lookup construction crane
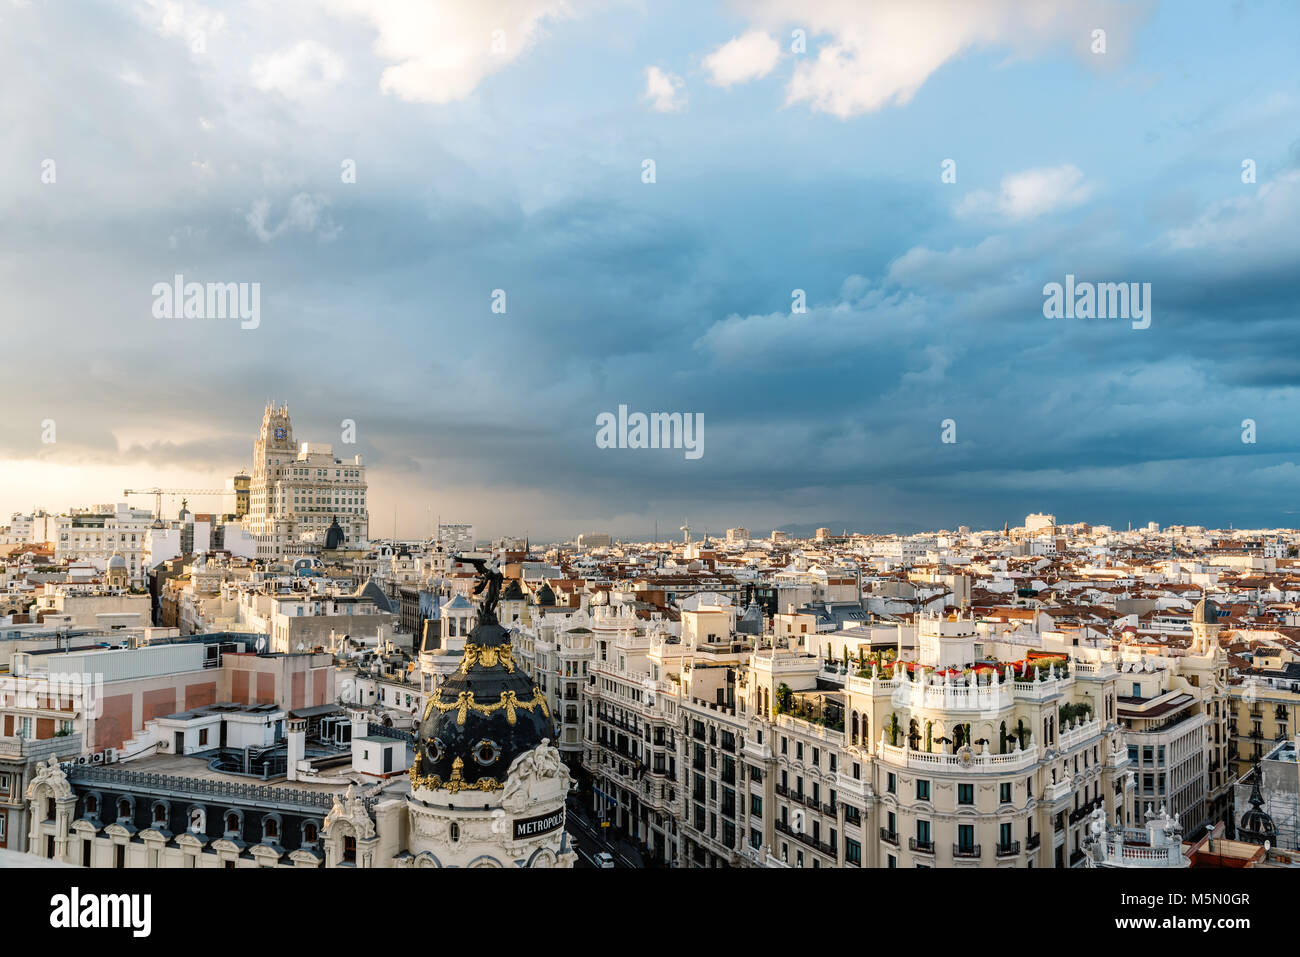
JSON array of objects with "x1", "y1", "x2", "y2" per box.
[{"x1": 123, "y1": 487, "x2": 229, "y2": 520}]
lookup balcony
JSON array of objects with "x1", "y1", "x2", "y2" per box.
[
  {"x1": 995, "y1": 841, "x2": 1021, "y2": 858},
  {"x1": 822, "y1": 803, "x2": 838, "y2": 817},
  {"x1": 879, "y1": 827, "x2": 898, "y2": 846},
  {"x1": 1069, "y1": 796, "x2": 1104, "y2": 825},
  {"x1": 1027, "y1": 833, "x2": 1041, "y2": 851},
  {"x1": 876, "y1": 740, "x2": 1039, "y2": 774},
  {"x1": 908, "y1": 837, "x2": 934, "y2": 855},
  {"x1": 774, "y1": 820, "x2": 836, "y2": 856},
  {"x1": 952, "y1": 843, "x2": 980, "y2": 859}
]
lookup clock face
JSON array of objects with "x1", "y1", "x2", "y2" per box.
[{"x1": 274, "y1": 427, "x2": 286, "y2": 440}]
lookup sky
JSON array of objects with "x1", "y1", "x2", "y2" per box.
[{"x1": 2, "y1": 0, "x2": 1299, "y2": 541}]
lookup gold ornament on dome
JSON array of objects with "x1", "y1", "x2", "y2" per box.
[
  {"x1": 460, "y1": 643, "x2": 515, "y2": 674},
  {"x1": 409, "y1": 750, "x2": 504, "y2": 794},
  {"x1": 422, "y1": 687, "x2": 550, "y2": 725}
]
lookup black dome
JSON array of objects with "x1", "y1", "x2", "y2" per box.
[
  {"x1": 324, "y1": 516, "x2": 345, "y2": 550},
  {"x1": 1238, "y1": 769, "x2": 1277, "y2": 845},
  {"x1": 410, "y1": 617, "x2": 551, "y2": 794}
]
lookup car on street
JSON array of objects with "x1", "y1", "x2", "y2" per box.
[{"x1": 594, "y1": 852, "x2": 616, "y2": 868}]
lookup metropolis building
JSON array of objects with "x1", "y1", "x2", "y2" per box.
[
  {"x1": 243, "y1": 404, "x2": 369, "y2": 558},
  {"x1": 21, "y1": 567, "x2": 575, "y2": 869},
  {"x1": 405, "y1": 568, "x2": 575, "y2": 868}
]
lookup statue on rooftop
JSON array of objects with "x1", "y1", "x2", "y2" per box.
[{"x1": 456, "y1": 553, "x2": 504, "y2": 625}]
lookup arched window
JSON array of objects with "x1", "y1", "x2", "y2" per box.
[
  {"x1": 303, "y1": 822, "x2": 317, "y2": 844},
  {"x1": 85, "y1": 795, "x2": 98, "y2": 815},
  {"x1": 117, "y1": 798, "x2": 131, "y2": 820},
  {"x1": 343, "y1": 836, "x2": 356, "y2": 862},
  {"x1": 153, "y1": 804, "x2": 167, "y2": 824},
  {"x1": 851, "y1": 712, "x2": 859, "y2": 745},
  {"x1": 449, "y1": 822, "x2": 460, "y2": 842},
  {"x1": 264, "y1": 817, "x2": 279, "y2": 839},
  {"x1": 226, "y1": 812, "x2": 240, "y2": 834}
]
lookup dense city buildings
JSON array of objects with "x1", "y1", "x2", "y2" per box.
[{"x1": 6, "y1": 493, "x2": 1300, "y2": 872}]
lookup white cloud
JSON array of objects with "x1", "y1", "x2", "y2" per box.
[
  {"x1": 643, "y1": 66, "x2": 686, "y2": 113},
  {"x1": 251, "y1": 40, "x2": 345, "y2": 99},
  {"x1": 954, "y1": 164, "x2": 1093, "y2": 221},
  {"x1": 1163, "y1": 168, "x2": 1300, "y2": 253},
  {"x1": 246, "y1": 193, "x2": 341, "y2": 243},
  {"x1": 137, "y1": 0, "x2": 226, "y2": 48},
  {"x1": 720, "y1": 0, "x2": 1149, "y2": 117},
  {"x1": 703, "y1": 30, "x2": 781, "y2": 87},
  {"x1": 328, "y1": 0, "x2": 579, "y2": 105}
]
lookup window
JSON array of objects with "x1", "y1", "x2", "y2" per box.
[
  {"x1": 845, "y1": 838, "x2": 861, "y2": 866},
  {"x1": 199, "y1": 728, "x2": 209, "y2": 746},
  {"x1": 957, "y1": 824, "x2": 975, "y2": 852},
  {"x1": 958, "y1": 783, "x2": 974, "y2": 805},
  {"x1": 916, "y1": 779, "x2": 930, "y2": 801},
  {"x1": 999, "y1": 782, "x2": 1012, "y2": 804},
  {"x1": 750, "y1": 794, "x2": 762, "y2": 817},
  {"x1": 886, "y1": 772, "x2": 896, "y2": 794}
]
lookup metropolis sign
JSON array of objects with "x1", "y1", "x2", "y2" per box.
[{"x1": 513, "y1": 809, "x2": 564, "y2": 841}]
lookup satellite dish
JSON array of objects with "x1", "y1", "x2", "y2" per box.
[
  {"x1": 297, "y1": 642, "x2": 305, "y2": 652},
  {"x1": 255, "y1": 637, "x2": 266, "y2": 653}
]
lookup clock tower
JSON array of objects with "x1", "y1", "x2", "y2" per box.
[{"x1": 243, "y1": 402, "x2": 369, "y2": 562}]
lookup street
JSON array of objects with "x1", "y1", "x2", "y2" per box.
[{"x1": 565, "y1": 798, "x2": 642, "y2": 868}]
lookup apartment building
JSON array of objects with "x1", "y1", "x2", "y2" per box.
[
  {"x1": 582, "y1": 601, "x2": 684, "y2": 865},
  {"x1": 517, "y1": 600, "x2": 595, "y2": 766},
  {"x1": 1228, "y1": 659, "x2": 1300, "y2": 778},
  {"x1": 54, "y1": 505, "x2": 154, "y2": 586},
  {"x1": 743, "y1": 613, "x2": 1133, "y2": 869}
]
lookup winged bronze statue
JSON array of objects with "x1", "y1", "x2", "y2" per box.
[{"x1": 454, "y1": 553, "x2": 504, "y2": 625}]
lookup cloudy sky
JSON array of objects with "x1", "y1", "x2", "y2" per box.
[{"x1": 2, "y1": 0, "x2": 1299, "y2": 540}]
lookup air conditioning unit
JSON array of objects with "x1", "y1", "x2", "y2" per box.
[
  {"x1": 74, "y1": 755, "x2": 89, "y2": 765},
  {"x1": 90, "y1": 752, "x2": 104, "y2": 764},
  {"x1": 103, "y1": 748, "x2": 117, "y2": 764}
]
